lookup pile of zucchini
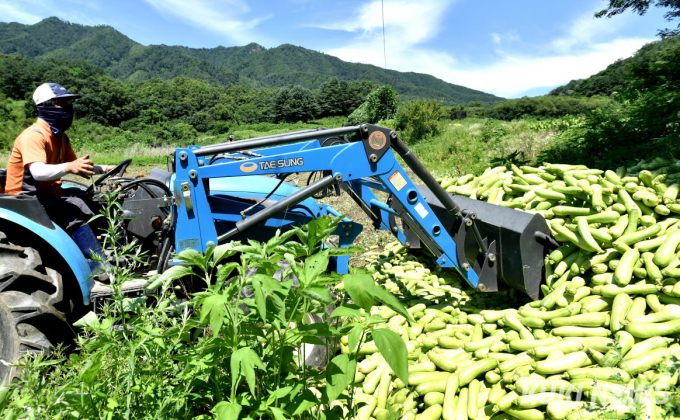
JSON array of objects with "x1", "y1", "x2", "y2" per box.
[{"x1": 345, "y1": 158, "x2": 680, "y2": 420}]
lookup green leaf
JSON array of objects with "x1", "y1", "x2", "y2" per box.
[
  {"x1": 213, "y1": 243, "x2": 240, "y2": 265},
  {"x1": 297, "y1": 323, "x2": 333, "y2": 337},
  {"x1": 325, "y1": 354, "x2": 356, "y2": 403},
  {"x1": 304, "y1": 250, "x2": 329, "y2": 286},
  {"x1": 269, "y1": 407, "x2": 290, "y2": 420},
  {"x1": 329, "y1": 305, "x2": 361, "y2": 320},
  {"x1": 327, "y1": 246, "x2": 364, "y2": 256},
  {"x1": 73, "y1": 311, "x2": 98, "y2": 328},
  {"x1": 299, "y1": 287, "x2": 333, "y2": 305},
  {"x1": 260, "y1": 275, "x2": 289, "y2": 297},
  {"x1": 372, "y1": 328, "x2": 409, "y2": 385},
  {"x1": 79, "y1": 352, "x2": 104, "y2": 384},
  {"x1": 342, "y1": 273, "x2": 375, "y2": 313},
  {"x1": 145, "y1": 265, "x2": 194, "y2": 290},
  {"x1": 177, "y1": 249, "x2": 207, "y2": 268},
  {"x1": 213, "y1": 401, "x2": 242, "y2": 420},
  {"x1": 300, "y1": 336, "x2": 326, "y2": 346},
  {"x1": 372, "y1": 284, "x2": 414, "y2": 323},
  {"x1": 267, "y1": 386, "x2": 294, "y2": 405},
  {"x1": 366, "y1": 314, "x2": 386, "y2": 326},
  {"x1": 348, "y1": 324, "x2": 363, "y2": 354},
  {"x1": 288, "y1": 389, "x2": 320, "y2": 416},
  {"x1": 216, "y1": 262, "x2": 239, "y2": 287},
  {"x1": 312, "y1": 272, "x2": 343, "y2": 286},
  {"x1": 251, "y1": 276, "x2": 267, "y2": 323},
  {"x1": 284, "y1": 253, "x2": 306, "y2": 284},
  {"x1": 199, "y1": 294, "x2": 229, "y2": 332},
  {"x1": 231, "y1": 348, "x2": 265, "y2": 396}
]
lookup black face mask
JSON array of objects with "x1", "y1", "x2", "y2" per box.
[{"x1": 37, "y1": 105, "x2": 74, "y2": 135}]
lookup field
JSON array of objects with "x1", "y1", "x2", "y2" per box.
[
  {"x1": 6, "y1": 111, "x2": 680, "y2": 419},
  {"x1": 0, "y1": 114, "x2": 568, "y2": 265}
]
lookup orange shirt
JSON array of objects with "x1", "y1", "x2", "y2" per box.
[{"x1": 5, "y1": 118, "x2": 77, "y2": 195}]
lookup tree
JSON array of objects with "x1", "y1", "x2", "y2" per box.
[
  {"x1": 316, "y1": 77, "x2": 345, "y2": 118},
  {"x1": 273, "y1": 85, "x2": 319, "y2": 123},
  {"x1": 596, "y1": 0, "x2": 680, "y2": 37},
  {"x1": 346, "y1": 85, "x2": 399, "y2": 125},
  {"x1": 394, "y1": 99, "x2": 446, "y2": 141}
]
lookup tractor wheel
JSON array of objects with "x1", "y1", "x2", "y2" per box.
[{"x1": 0, "y1": 231, "x2": 68, "y2": 383}]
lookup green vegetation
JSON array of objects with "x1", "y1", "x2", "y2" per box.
[
  {"x1": 346, "y1": 85, "x2": 399, "y2": 126},
  {"x1": 1, "y1": 197, "x2": 412, "y2": 419},
  {"x1": 596, "y1": 0, "x2": 680, "y2": 38},
  {"x1": 0, "y1": 17, "x2": 503, "y2": 105},
  {"x1": 539, "y1": 35, "x2": 680, "y2": 168},
  {"x1": 551, "y1": 36, "x2": 680, "y2": 97}
]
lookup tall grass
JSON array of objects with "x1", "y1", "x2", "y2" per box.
[{"x1": 410, "y1": 118, "x2": 567, "y2": 178}]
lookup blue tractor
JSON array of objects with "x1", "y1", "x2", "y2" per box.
[{"x1": 0, "y1": 124, "x2": 556, "y2": 382}]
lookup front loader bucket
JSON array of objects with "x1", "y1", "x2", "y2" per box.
[{"x1": 414, "y1": 188, "x2": 557, "y2": 300}]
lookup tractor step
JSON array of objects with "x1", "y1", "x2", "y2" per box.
[
  {"x1": 90, "y1": 278, "x2": 153, "y2": 312},
  {"x1": 90, "y1": 278, "x2": 150, "y2": 298}
]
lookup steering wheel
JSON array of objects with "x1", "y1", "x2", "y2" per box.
[{"x1": 86, "y1": 158, "x2": 132, "y2": 193}]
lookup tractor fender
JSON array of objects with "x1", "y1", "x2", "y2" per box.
[{"x1": 0, "y1": 207, "x2": 93, "y2": 305}]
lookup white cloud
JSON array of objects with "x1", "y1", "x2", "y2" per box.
[
  {"x1": 551, "y1": 7, "x2": 627, "y2": 53},
  {"x1": 442, "y1": 38, "x2": 652, "y2": 97},
  {"x1": 489, "y1": 31, "x2": 519, "y2": 45},
  {"x1": 310, "y1": 0, "x2": 456, "y2": 45},
  {"x1": 0, "y1": 1, "x2": 43, "y2": 23},
  {"x1": 321, "y1": 3, "x2": 655, "y2": 98},
  {"x1": 142, "y1": 0, "x2": 270, "y2": 44}
]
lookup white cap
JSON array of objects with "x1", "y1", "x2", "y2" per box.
[{"x1": 33, "y1": 83, "x2": 81, "y2": 105}]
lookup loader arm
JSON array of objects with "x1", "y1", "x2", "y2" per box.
[{"x1": 173, "y1": 124, "x2": 555, "y2": 299}]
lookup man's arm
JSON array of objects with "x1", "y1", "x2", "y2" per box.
[{"x1": 29, "y1": 155, "x2": 113, "y2": 181}]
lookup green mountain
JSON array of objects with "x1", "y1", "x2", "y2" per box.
[
  {"x1": 0, "y1": 17, "x2": 503, "y2": 104},
  {"x1": 550, "y1": 35, "x2": 680, "y2": 97}
]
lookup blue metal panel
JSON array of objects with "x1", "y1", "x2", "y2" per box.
[
  {"x1": 172, "y1": 137, "x2": 477, "y2": 286},
  {"x1": 0, "y1": 208, "x2": 93, "y2": 305},
  {"x1": 173, "y1": 149, "x2": 219, "y2": 253},
  {"x1": 209, "y1": 175, "x2": 321, "y2": 217},
  {"x1": 322, "y1": 204, "x2": 363, "y2": 275}
]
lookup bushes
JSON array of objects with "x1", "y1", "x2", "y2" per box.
[
  {"x1": 346, "y1": 85, "x2": 399, "y2": 125},
  {"x1": 394, "y1": 99, "x2": 446, "y2": 141},
  {"x1": 480, "y1": 95, "x2": 609, "y2": 121},
  {"x1": 537, "y1": 92, "x2": 680, "y2": 169},
  {"x1": 538, "y1": 36, "x2": 680, "y2": 169}
]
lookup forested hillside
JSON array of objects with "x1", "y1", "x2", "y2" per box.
[
  {"x1": 550, "y1": 34, "x2": 680, "y2": 97},
  {"x1": 0, "y1": 17, "x2": 503, "y2": 104}
]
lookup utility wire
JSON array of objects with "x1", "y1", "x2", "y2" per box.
[{"x1": 381, "y1": 0, "x2": 387, "y2": 74}]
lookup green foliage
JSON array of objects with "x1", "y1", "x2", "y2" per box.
[
  {"x1": 273, "y1": 85, "x2": 319, "y2": 123},
  {"x1": 550, "y1": 36, "x2": 680, "y2": 97},
  {"x1": 0, "y1": 18, "x2": 505, "y2": 105},
  {"x1": 347, "y1": 85, "x2": 399, "y2": 125},
  {"x1": 473, "y1": 95, "x2": 609, "y2": 121},
  {"x1": 410, "y1": 118, "x2": 563, "y2": 177},
  {"x1": 0, "y1": 96, "x2": 31, "y2": 151},
  {"x1": 596, "y1": 0, "x2": 680, "y2": 37},
  {"x1": 394, "y1": 99, "x2": 446, "y2": 141},
  {"x1": 1, "y1": 201, "x2": 410, "y2": 418},
  {"x1": 538, "y1": 34, "x2": 680, "y2": 169},
  {"x1": 316, "y1": 77, "x2": 374, "y2": 118}
]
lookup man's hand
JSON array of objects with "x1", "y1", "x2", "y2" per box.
[
  {"x1": 103, "y1": 165, "x2": 116, "y2": 173},
  {"x1": 65, "y1": 154, "x2": 95, "y2": 178}
]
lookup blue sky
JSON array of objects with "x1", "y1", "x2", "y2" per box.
[{"x1": 0, "y1": 0, "x2": 670, "y2": 98}]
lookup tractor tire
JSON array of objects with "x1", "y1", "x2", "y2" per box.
[{"x1": 0, "y1": 231, "x2": 68, "y2": 383}]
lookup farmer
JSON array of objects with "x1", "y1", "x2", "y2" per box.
[{"x1": 5, "y1": 83, "x2": 115, "y2": 280}]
